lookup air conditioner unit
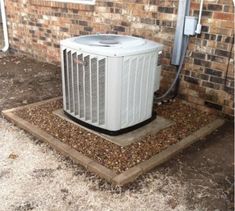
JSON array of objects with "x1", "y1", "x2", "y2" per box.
[{"x1": 60, "y1": 34, "x2": 163, "y2": 135}]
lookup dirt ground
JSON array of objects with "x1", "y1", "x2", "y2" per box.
[
  {"x1": 0, "y1": 54, "x2": 61, "y2": 112},
  {"x1": 0, "y1": 54, "x2": 234, "y2": 210}
]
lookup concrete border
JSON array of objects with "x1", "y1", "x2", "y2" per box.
[
  {"x1": 2, "y1": 99, "x2": 225, "y2": 186},
  {"x1": 2, "y1": 97, "x2": 62, "y2": 113}
]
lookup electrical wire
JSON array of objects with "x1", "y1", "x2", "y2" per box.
[
  {"x1": 224, "y1": 35, "x2": 234, "y2": 89},
  {"x1": 156, "y1": 36, "x2": 189, "y2": 100}
]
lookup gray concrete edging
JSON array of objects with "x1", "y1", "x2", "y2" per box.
[{"x1": 112, "y1": 118, "x2": 225, "y2": 185}]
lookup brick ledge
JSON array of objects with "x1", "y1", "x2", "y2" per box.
[{"x1": 30, "y1": 0, "x2": 95, "y2": 11}]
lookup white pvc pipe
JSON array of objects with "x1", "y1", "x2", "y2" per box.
[
  {"x1": 0, "y1": 0, "x2": 9, "y2": 52},
  {"x1": 195, "y1": 0, "x2": 204, "y2": 34}
]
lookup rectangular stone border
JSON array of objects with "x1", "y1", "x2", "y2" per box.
[{"x1": 2, "y1": 98, "x2": 225, "y2": 186}]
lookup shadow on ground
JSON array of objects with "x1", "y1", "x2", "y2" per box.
[{"x1": 0, "y1": 54, "x2": 234, "y2": 210}]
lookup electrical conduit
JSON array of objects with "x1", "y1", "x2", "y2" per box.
[
  {"x1": 0, "y1": 0, "x2": 9, "y2": 52},
  {"x1": 156, "y1": 0, "x2": 204, "y2": 101},
  {"x1": 195, "y1": 0, "x2": 204, "y2": 34},
  {"x1": 156, "y1": 36, "x2": 189, "y2": 100}
]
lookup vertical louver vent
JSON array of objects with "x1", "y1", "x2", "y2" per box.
[{"x1": 63, "y1": 49, "x2": 106, "y2": 125}]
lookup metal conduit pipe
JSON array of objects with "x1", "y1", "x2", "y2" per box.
[
  {"x1": 156, "y1": 0, "x2": 204, "y2": 101},
  {"x1": 156, "y1": 0, "x2": 191, "y2": 101},
  {"x1": 0, "y1": 0, "x2": 9, "y2": 52},
  {"x1": 156, "y1": 37, "x2": 189, "y2": 101}
]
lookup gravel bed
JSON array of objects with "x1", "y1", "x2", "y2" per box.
[{"x1": 15, "y1": 99, "x2": 216, "y2": 173}]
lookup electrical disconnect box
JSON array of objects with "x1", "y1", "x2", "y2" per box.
[{"x1": 184, "y1": 16, "x2": 198, "y2": 36}]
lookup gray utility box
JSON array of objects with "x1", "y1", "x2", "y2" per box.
[{"x1": 184, "y1": 16, "x2": 198, "y2": 36}]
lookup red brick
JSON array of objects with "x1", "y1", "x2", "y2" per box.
[
  {"x1": 4, "y1": 0, "x2": 234, "y2": 116},
  {"x1": 213, "y1": 12, "x2": 234, "y2": 20}
]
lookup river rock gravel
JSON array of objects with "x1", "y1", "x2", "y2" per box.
[{"x1": 15, "y1": 99, "x2": 216, "y2": 174}]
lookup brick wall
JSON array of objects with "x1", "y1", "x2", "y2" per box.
[{"x1": 5, "y1": 0, "x2": 234, "y2": 115}]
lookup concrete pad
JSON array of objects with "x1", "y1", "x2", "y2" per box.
[{"x1": 53, "y1": 109, "x2": 174, "y2": 147}]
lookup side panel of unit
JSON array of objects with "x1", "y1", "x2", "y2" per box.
[
  {"x1": 61, "y1": 46, "x2": 108, "y2": 129},
  {"x1": 120, "y1": 51, "x2": 158, "y2": 129}
]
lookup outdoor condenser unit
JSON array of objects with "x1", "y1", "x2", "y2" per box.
[{"x1": 60, "y1": 34, "x2": 163, "y2": 135}]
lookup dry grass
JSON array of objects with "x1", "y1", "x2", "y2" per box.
[{"x1": 0, "y1": 118, "x2": 194, "y2": 211}]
